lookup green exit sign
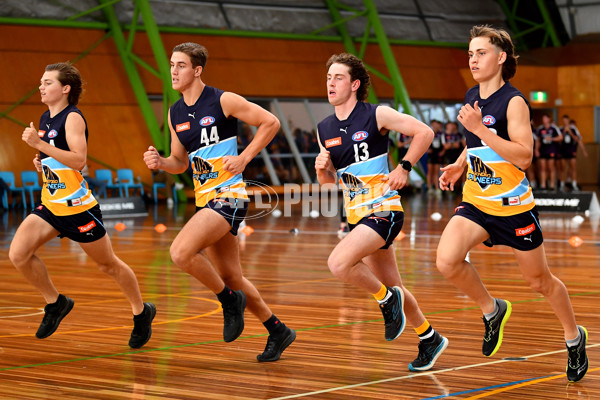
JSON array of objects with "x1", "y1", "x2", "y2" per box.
[{"x1": 530, "y1": 91, "x2": 548, "y2": 103}]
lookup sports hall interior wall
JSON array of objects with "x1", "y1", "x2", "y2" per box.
[{"x1": 0, "y1": 25, "x2": 598, "y2": 187}]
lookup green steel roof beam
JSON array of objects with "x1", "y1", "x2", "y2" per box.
[
  {"x1": 310, "y1": 10, "x2": 368, "y2": 35},
  {"x1": 66, "y1": 0, "x2": 122, "y2": 21},
  {"x1": 363, "y1": 0, "x2": 413, "y2": 114},
  {"x1": 136, "y1": 0, "x2": 182, "y2": 152},
  {"x1": 128, "y1": 53, "x2": 161, "y2": 78},
  {"x1": 0, "y1": 16, "x2": 107, "y2": 29},
  {"x1": 324, "y1": 0, "x2": 379, "y2": 104},
  {"x1": 357, "y1": 19, "x2": 372, "y2": 59},
  {"x1": 497, "y1": 0, "x2": 528, "y2": 51},
  {"x1": 126, "y1": 0, "x2": 140, "y2": 53},
  {"x1": 100, "y1": 0, "x2": 164, "y2": 151},
  {"x1": 0, "y1": 31, "x2": 111, "y2": 126},
  {"x1": 0, "y1": 16, "x2": 465, "y2": 48},
  {"x1": 536, "y1": 0, "x2": 562, "y2": 47}
]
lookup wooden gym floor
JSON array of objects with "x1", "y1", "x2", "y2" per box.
[{"x1": 0, "y1": 192, "x2": 598, "y2": 399}]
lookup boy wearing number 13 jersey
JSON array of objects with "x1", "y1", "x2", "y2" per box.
[
  {"x1": 316, "y1": 53, "x2": 448, "y2": 372},
  {"x1": 318, "y1": 101, "x2": 403, "y2": 225}
]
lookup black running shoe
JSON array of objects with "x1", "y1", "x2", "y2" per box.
[
  {"x1": 36, "y1": 294, "x2": 74, "y2": 339},
  {"x1": 223, "y1": 290, "x2": 247, "y2": 342},
  {"x1": 257, "y1": 327, "x2": 296, "y2": 362},
  {"x1": 379, "y1": 286, "x2": 405, "y2": 341},
  {"x1": 408, "y1": 332, "x2": 449, "y2": 372},
  {"x1": 482, "y1": 298, "x2": 512, "y2": 357},
  {"x1": 566, "y1": 325, "x2": 588, "y2": 382},
  {"x1": 129, "y1": 303, "x2": 156, "y2": 349}
]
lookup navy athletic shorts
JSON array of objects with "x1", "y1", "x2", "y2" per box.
[
  {"x1": 453, "y1": 202, "x2": 543, "y2": 251},
  {"x1": 196, "y1": 197, "x2": 248, "y2": 236},
  {"x1": 349, "y1": 210, "x2": 404, "y2": 250},
  {"x1": 32, "y1": 203, "x2": 107, "y2": 243}
]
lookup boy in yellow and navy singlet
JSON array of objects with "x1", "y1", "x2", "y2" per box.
[
  {"x1": 144, "y1": 42, "x2": 295, "y2": 362},
  {"x1": 457, "y1": 82, "x2": 544, "y2": 251},
  {"x1": 169, "y1": 85, "x2": 248, "y2": 234},
  {"x1": 437, "y1": 25, "x2": 588, "y2": 383},
  {"x1": 316, "y1": 53, "x2": 448, "y2": 372},
  {"x1": 10, "y1": 62, "x2": 155, "y2": 349},
  {"x1": 318, "y1": 101, "x2": 404, "y2": 247},
  {"x1": 33, "y1": 103, "x2": 105, "y2": 242}
]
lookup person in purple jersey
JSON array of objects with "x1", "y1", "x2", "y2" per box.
[
  {"x1": 143, "y1": 43, "x2": 294, "y2": 361},
  {"x1": 535, "y1": 113, "x2": 562, "y2": 190},
  {"x1": 558, "y1": 115, "x2": 587, "y2": 191}
]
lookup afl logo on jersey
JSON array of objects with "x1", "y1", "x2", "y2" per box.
[
  {"x1": 482, "y1": 115, "x2": 496, "y2": 126},
  {"x1": 200, "y1": 116, "x2": 215, "y2": 126},
  {"x1": 352, "y1": 131, "x2": 368, "y2": 141},
  {"x1": 48, "y1": 130, "x2": 58, "y2": 138}
]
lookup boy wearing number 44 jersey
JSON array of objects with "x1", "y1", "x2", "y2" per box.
[{"x1": 143, "y1": 43, "x2": 295, "y2": 361}]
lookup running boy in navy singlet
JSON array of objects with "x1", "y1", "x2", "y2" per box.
[
  {"x1": 143, "y1": 43, "x2": 294, "y2": 361},
  {"x1": 436, "y1": 26, "x2": 588, "y2": 382},
  {"x1": 9, "y1": 63, "x2": 155, "y2": 348},
  {"x1": 316, "y1": 53, "x2": 448, "y2": 372}
]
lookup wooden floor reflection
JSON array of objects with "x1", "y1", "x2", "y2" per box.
[{"x1": 0, "y1": 193, "x2": 598, "y2": 399}]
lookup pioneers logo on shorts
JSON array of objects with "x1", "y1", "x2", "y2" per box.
[
  {"x1": 482, "y1": 115, "x2": 496, "y2": 126},
  {"x1": 48, "y1": 129, "x2": 58, "y2": 139},
  {"x1": 325, "y1": 137, "x2": 342, "y2": 148},
  {"x1": 200, "y1": 116, "x2": 215, "y2": 126},
  {"x1": 78, "y1": 221, "x2": 96, "y2": 233},
  {"x1": 515, "y1": 223, "x2": 535, "y2": 236},
  {"x1": 352, "y1": 131, "x2": 368, "y2": 142},
  {"x1": 176, "y1": 122, "x2": 190, "y2": 132}
]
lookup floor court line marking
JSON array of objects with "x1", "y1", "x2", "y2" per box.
[
  {"x1": 458, "y1": 367, "x2": 600, "y2": 400},
  {"x1": 0, "y1": 296, "x2": 220, "y2": 339},
  {"x1": 267, "y1": 343, "x2": 600, "y2": 400}
]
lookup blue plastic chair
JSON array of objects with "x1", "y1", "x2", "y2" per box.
[
  {"x1": 95, "y1": 169, "x2": 123, "y2": 197},
  {"x1": 152, "y1": 182, "x2": 178, "y2": 204},
  {"x1": 117, "y1": 169, "x2": 144, "y2": 198},
  {"x1": 0, "y1": 171, "x2": 27, "y2": 208},
  {"x1": 21, "y1": 170, "x2": 43, "y2": 207}
]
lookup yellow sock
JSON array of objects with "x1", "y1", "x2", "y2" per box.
[
  {"x1": 415, "y1": 320, "x2": 431, "y2": 336},
  {"x1": 372, "y1": 283, "x2": 387, "y2": 301}
]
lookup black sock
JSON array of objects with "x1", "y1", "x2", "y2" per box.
[
  {"x1": 216, "y1": 286, "x2": 236, "y2": 305},
  {"x1": 47, "y1": 294, "x2": 65, "y2": 310},
  {"x1": 263, "y1": 314, "x2": 286, "y2": 335},
  {"x1": 134, "y1": 305, "x2": 147, "y2": 320}
]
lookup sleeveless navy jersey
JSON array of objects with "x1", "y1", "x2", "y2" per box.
[
  {"x1": 169, "y1": 86, "x2": 247, "y2": 206},
  {"x1": 462, "y1": 82, "x2": 534, "y2": 216},
  {"x1": 317, "y1": 102, "x2": 402, "y2": 224},
  {"x1": 38, "y1": 104, "x2": 96, "y2": 216}
]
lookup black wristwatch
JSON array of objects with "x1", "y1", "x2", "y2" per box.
[{"x1": 400, "y1": 160, "x2": 412, "y2": 172}]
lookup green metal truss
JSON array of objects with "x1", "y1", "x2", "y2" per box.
[
  {"x1": 497, "y1": 0, "x2": 563, "y2": 51},
  {"x1": 100, "y1": 0, "x2": 178, "y2": 153},
  {"x1": 0, "y1": 0, "x2": 467, "y2": 148},
  {"x1": 323, "y1": 0, "x2": 414, "y2": 115}
]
